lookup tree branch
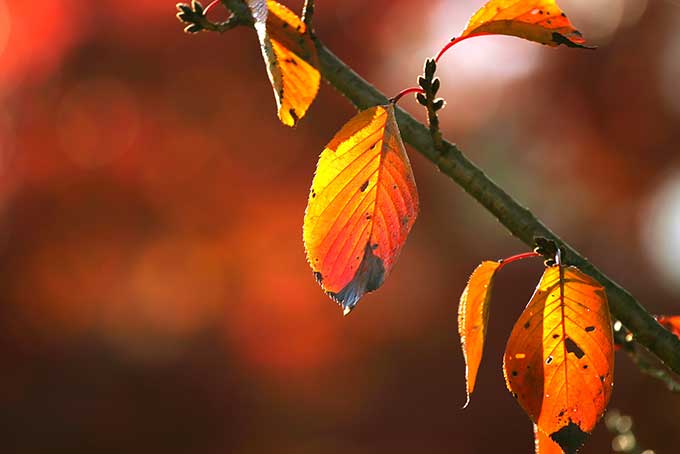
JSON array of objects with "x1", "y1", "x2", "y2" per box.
[{"x1": 206, "y1": 3, "x2": 680, "y2": 376}]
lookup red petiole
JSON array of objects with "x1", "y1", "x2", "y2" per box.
[
  {"x1": 434, "y1": 34, "x2": 489, "y2": 63},
  {"x1": 204, "y1": 0, "x2": 221, "y2": 15},
  {"x1": 391, "y1": 33, "x2": 490, "y2": 105},
  {"x1": 389, "y1": 86, "x2": 425, "y2": 104},
  {"x1": 497, "y1": 251, "x2": 541, "y2": 270}
]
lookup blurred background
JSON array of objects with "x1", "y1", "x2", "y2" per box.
[{"x1": 1, "y1": 0, "x2": 679, "y2": 452}]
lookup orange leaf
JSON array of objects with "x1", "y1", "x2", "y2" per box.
[
  {"x1": 460, "y1": 0, "x2": 592, "y2": 49},
  {"x1": 303, "y1": 104, "x2": 419, "y2": 314},
  {"x1": 504, "y1": 266, "x2": 614, "y2": 454},
  {"x1": 247, "y1": 0, "x2": 320, "y2": 126},
  {"x1": 656, "y1": 315, "x2": 680, "y2": 339},
  {"x1": 458, "y1": 260, "x2": 501, "y2": 406},
  {"x1": 534, "y1": 423, "x2": 564, "y2": 454}
]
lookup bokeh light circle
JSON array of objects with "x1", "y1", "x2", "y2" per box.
[{"x1": 642, "y1": 171, "x2": 680, "y2": 292}]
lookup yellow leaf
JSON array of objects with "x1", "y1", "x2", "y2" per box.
[
  {"x1": 461, "y1": 0, "x2": 592, "y2": 48},
  {"x1": 458, "y1": 260, "x2": 501, "y2": 406},
  {"x1": 303, "y1": 104, "x2": 418, "y2": 314},
  {"x1": 247, "y1": 0, "x2": 320, "y2": 126}
]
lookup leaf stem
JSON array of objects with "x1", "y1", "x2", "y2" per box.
[
  {"x1": 203, "y1": 0, "x2": 220, "y2": 14},
  {"x1": 435, "y1": 34, "x2": 488, "y2": 63},
  {"x1": 498, "y1": 251, "x2": 541, "y2": 270},
  {"x1": 390, "y1": 87, "x2": 426, "y2": 104}
]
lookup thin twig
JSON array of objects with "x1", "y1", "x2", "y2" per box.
[{"x1": 201, "y1": 14, "x2": 246, "y2": 33}]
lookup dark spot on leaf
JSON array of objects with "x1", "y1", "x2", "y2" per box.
[
  {"x1": 282, "y1": 22, "x2": 289, "y2": 28},
  {"x1": 561, "y1": 12, "x2": 566, "y2": 17},
  {"x1": 311, "y1": 190, "x2": 316, "y2": 198},
  {"x1": 285, "y1": 58, "x2": 298, "y2": 66},
  {"x1": 392, "y1": 184, "x2": 397, "y2": 190},
  {"x1": 600, "y1": 375, "x2": 605, "y2": 382},
  {"x1": 512, "y1": 371, "x2": 518, "y2": 377},
  {"x1": 524, "y1": 321, "x2": 530, "y2": 329},
  {"x1": 360, "y1": 180, "x2": 369, "y2": 192},
  {"x1": 546, "y1": 356, "x2": 554, "y2": 365},
  {"x1": 585, "y1": 326, "x2": 595, "y2": 332},
  {"x1": 551, "y1": 420, "x2": 588, "y2": 454},
  {"x1": 547, "y1": 20, "x2": 552, "y2": 24},
  {"x1": 365, "y1": 214, "x2": 371, "y2": 220},
  {"x1": 565, "y1": 337, "x2": 585, "y2": 359},
  {"x1": 583, "y1": 365, "x2": 588, "y2": 369},
  {"x1": 553, "y1": 334, "x2": 560, "y2": 339},
  {"x1": 558, "y1": 410, "x2": 565, "y2": 417}
]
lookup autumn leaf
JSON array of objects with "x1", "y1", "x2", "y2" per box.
[
  {"x1": 657, "y1": 315, "x2": 680, "y2": 339},
  {"x1": 458, "y1": 260, "x2": 501, "y2": 406},
  {"x1": 247, "y1": 0, "x2": 320, "y2": 126},
  {"x1": 534, "y1": 423, "x2": 564, "y2": 454},
  {"x1": 459, "y1": 0, "x2": 592, "y2": 49},
  {"x1": 504, "y1": 266, "x2": 614, "y2": 454},
  {"x1": 303, "y1": 104, "x2": 419, "y2": 315}
]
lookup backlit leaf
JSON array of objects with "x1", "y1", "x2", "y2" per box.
[
  {"x1": 504, "y1": 266, "x2": 614, "y2": 454},
  {"x1": 247, "y1": 0, "x2": 320, "y2": 126},
  {"x1": 460, "y1": 0, "x2": 592, "y2": 49},
  {"x1": 303, "y1": 104, "x2": 418, "y2": 315},
  {"x1": 534, "y1": 423, "x2": 564, "y2": 454},
  {"x1": 458, "y1": 260, "x2": 501, "y2": 406},
  {"x1": 657, "y1": 315, "x2": 680, "y2": 339}
]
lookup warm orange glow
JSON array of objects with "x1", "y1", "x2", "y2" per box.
[
  {"x1": 504, "y1": 266, "x2": 614, "y2": 453},
  {"x1": 303, "y1": 104, "x2": 419, "y2": 314},
  {"x1": 248, "y1": 0, "x2": 321, "y2": 126},
  {"x1": 461, "y1": 0, "x2": 591, "y2": 48},
  {"x1": 458, "y1": 260, "x2": 501, "y2": 405}
]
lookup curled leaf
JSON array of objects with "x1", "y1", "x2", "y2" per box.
[
  {"x1": 303, "y1": 104, "x2": 419, "y2": 314},
  {"x1": 504, "y1": 266, "x2": 614, "y2": 454},
  {"x1": 460, "y1": 0, "x2": 592, "y2": 49},
  {"x1": 247, "y1": 0, "x2": 320, "y2": 126},
  {"x1": 458, "y1": 260, "x2": 501, "y2": 406}
]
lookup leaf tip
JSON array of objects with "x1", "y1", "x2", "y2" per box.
[{"x1": 461, "y1": 393, "x2": 471, "y2": 410}]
